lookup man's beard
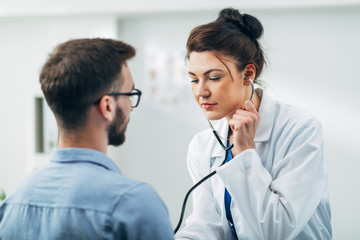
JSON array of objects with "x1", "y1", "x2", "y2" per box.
[{"x1": 108, "y1": 106, "x2": 128, "y2": 146}]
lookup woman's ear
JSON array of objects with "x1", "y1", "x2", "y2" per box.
[
  {"x1": 98, "y1": 95, "x2": 115, "y2": 122},
  {"x1": 243, "y1": 63, "x2": 256, "y2": 86}
]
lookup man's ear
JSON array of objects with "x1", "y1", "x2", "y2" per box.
[
  {"x1": 98, "y1": 95, "x2": 115, "y2": 122},
  {"x1": 243, "y1": 63, "x2": 257, "y2": 86}
]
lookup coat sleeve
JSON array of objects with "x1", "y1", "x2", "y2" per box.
[
  {"x1": 216, "y1": 118, "x2": 328, "y2": 240},
  {"x1": 175, "y1": 135, "x2": 230, "y2": 240}
]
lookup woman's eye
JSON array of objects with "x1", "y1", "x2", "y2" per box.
[
  {"x1": 190, "y1": 79, "x2": 199, "y2": 83},
  {"x1": 209, "y1": 76, "x2": 220, "y2": 81}
]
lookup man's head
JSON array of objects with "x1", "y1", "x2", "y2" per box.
[{"x1": 40, "y1": 38, "x2": 136, "y2": 146}]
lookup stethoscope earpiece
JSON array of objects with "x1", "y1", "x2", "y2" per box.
[{"x1": 244, "y1": 75, "x2": 255, "y2": 101}]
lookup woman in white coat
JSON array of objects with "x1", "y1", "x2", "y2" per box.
[{"x1": 175, "y1": 8, "x2": 332, "y2": 240}]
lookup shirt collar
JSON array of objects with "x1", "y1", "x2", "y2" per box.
[
  {"x1": 210, "y1": 89, "x2": 275, "y2": 158},
  {"x1": 50, "y1": 148, "x2": 121, "y2": 174}
]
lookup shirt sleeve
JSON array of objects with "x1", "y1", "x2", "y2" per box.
[
  {"x1": 216, "y1": 118, "x2": 327, "y2": 240},
  {"x1": 175, "y1": 135, "x2": 230, "y2": 240},
  {"x1": 111, "y1": 183, "x2": 174, "y2": 240}
]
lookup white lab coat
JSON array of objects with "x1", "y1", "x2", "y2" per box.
[{"x1": 175, "y1": 90, "x2": 331, "y2": 240}]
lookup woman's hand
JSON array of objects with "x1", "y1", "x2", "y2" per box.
[{"x1": 229, "y1": 100, "x2": 260, "y2": 156}]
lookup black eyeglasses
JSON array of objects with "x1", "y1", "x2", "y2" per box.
[{"x1": 93, "y1": 88, "x2": 142, "y2": 108}]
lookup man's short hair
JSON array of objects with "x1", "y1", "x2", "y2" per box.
[{"x1": 39, "y1": 38, "x2": 136, "y2": 130}]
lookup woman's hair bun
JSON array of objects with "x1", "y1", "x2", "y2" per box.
[{"x1": 217, "y1": 8, "x2": 263, "y2": 40}]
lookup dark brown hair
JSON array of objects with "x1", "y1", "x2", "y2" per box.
[
  {"x1": 40, "y1": 38, "x2": 135, "y2": 130},
  {"x1": 186, "y1": 8, "x2": 265, "y2": 81}
]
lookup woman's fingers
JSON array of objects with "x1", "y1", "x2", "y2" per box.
[
  {"x1": 243, "y1": 100, "x2": 258, "y2": 114},
  {"x1": 229, "y1": 100, "x2": 260, "y2": 155}
]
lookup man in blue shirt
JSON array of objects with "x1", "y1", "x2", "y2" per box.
[{"x1": 0, "y1": 38, "x2": 174, "y2": 239}]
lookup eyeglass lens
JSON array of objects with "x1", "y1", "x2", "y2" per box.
[{"x1": 130, "y1": 95, "x2": 138, "y2": 107}]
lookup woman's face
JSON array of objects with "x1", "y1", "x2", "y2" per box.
[{"x1": 188, "y1": 51, "x2": 250, "y2": 121}]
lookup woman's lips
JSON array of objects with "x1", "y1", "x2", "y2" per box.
[{"x1": 202, "y1": 103, "x2": 216, "y2": 110}]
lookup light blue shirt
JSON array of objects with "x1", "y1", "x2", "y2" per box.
[{"x1": 0, "y1": 148, "x2": 174, "y2": 239}]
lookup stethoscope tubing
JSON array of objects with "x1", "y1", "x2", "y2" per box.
[{"x1": 173, "y1": 153, "x2": 229, "y2": 234}]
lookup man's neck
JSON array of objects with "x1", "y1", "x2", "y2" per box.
[{"x1": 57, "y1": 129, "x2": 108, "y2": 154}]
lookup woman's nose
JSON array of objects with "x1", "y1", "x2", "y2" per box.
[{"x1": 196, "y1": 81, "x2": 210, "y2": 98}]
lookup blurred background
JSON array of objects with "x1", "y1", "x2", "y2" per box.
[{"x1": 0, "y1": 0, "x2": 359, "y2": 239}]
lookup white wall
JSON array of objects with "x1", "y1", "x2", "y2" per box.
[
  {"x1": 109, "y1": 12, "x2": 216, "y2": 227},
  {"x1": 0, "y1": 4, "x2": 359, "y2": 240},
  {"x1": 1, "y1": 0, "x2": 360, "y2": 16}
]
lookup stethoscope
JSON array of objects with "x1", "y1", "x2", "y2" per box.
[{"x1": 174, "y1": 76, "x2": 255, "y2": 233}]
